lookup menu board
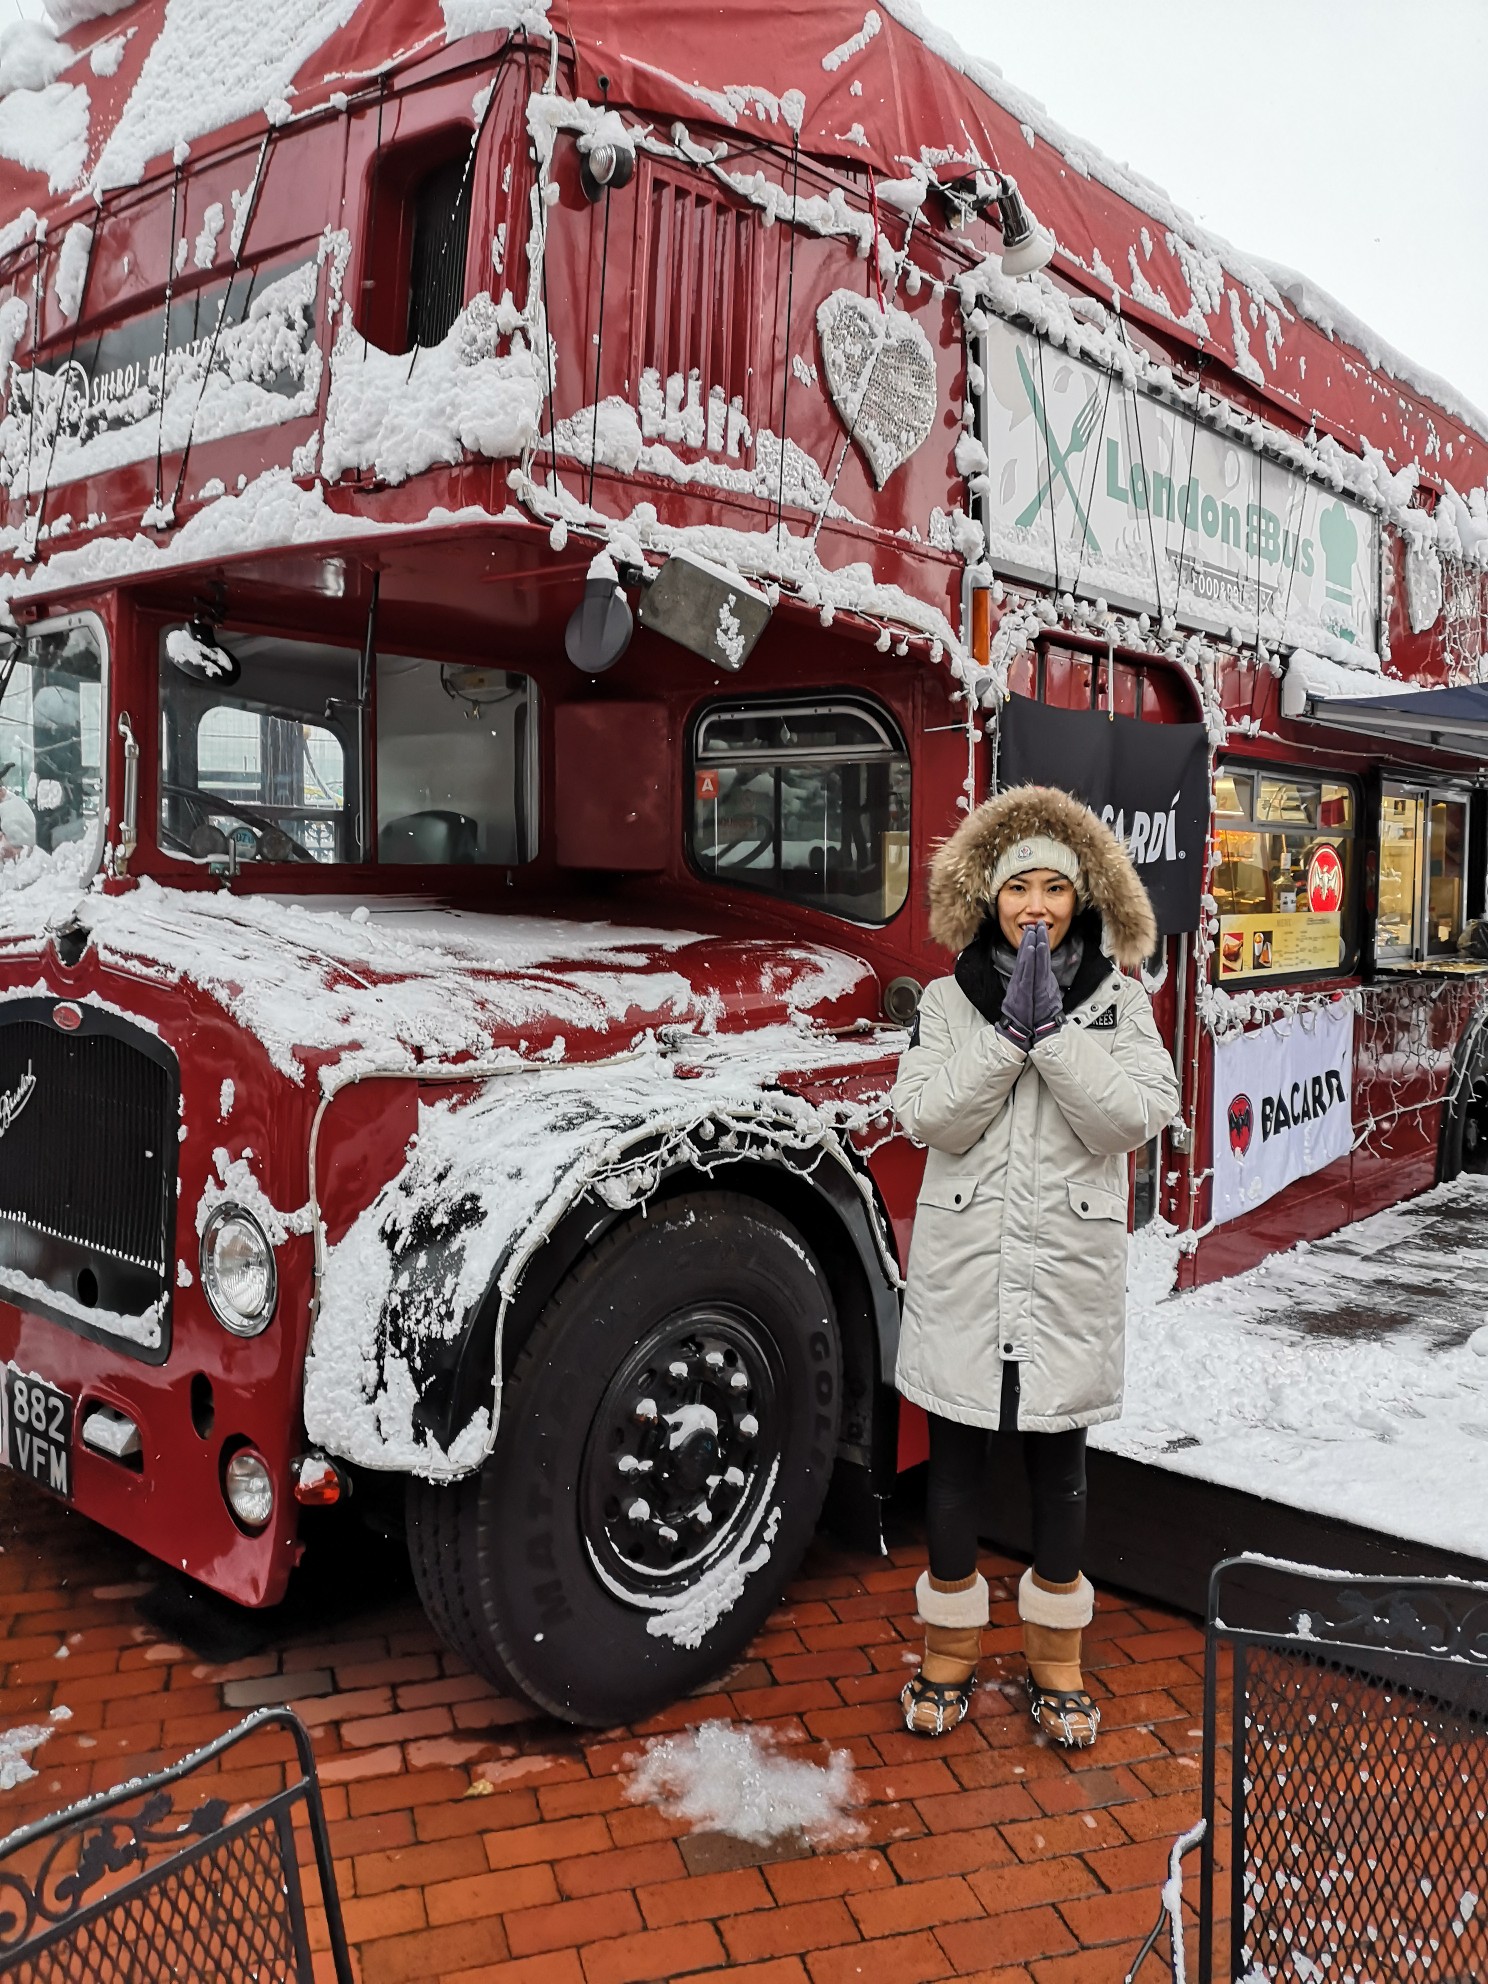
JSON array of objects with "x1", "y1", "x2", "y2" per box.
[{"x1": 1218, "y1": 912, "x2": 1342, "y2": 979}]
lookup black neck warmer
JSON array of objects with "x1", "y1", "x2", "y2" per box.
[{"x1": 954, "y1": 906, "x2": 1115, "y2": 1025}]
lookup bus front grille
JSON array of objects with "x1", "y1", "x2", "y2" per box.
[{"x1": 0, "y1": 1002, "x2": 177, "y2": 1361}]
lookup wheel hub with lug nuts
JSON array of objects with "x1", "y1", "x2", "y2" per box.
[{"x1": 581, "y1": 1307, "x2": 781, "y2": 1597}]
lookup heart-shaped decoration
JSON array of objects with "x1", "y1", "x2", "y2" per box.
[{"x1": 816, "y1": 290, "x2": 938, "y2": 488}]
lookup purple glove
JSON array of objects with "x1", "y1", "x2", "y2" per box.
[
  {"x1": 1029, "y1": 921, "x2": 1064, "y2": 1045},
  {"x1": 996, "y1": 923, "x2": 1064, "y2": 1051},
  {"x1": 996, "y1": 923, "x2": 1039, "y2": 1050}
]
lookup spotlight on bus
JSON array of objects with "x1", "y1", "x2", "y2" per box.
[
  {"x1": 565, "y1": 561, "x2": 635, "y2": 674},
  {"x1": 637, "y1": 549, "x2": 771, "y2": 674},
  {"x1": 992, "y1": 174, "x2": 1055, "y2": 278},
  {"x1": 579, "y1": 136, "x2": 636, "y2": 203}
]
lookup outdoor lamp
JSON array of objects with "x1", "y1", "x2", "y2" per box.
[
  {"x1": 565, "y1": 569, "x2": 635, "y2": 673},
  {"x1": 579, "y1": 134, "x2": 636, "y2": 202},
  {"x1": 993, "y1": 175, "x2": 1055, "y2": 278}
]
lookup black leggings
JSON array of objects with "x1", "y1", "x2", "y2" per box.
[{"x1": 926, "y1": 1362, "x2": 1087, "y2": 1585}]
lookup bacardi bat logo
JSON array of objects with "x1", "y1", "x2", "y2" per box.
[
  {"x1": 0, "y1": 1062, "x2": 35, "y2": 1141},
  {"x1": 1227, "y1": 1093, "x2": 1253, "y2": 1158}
]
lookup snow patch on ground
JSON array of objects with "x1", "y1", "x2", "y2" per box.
[
  {"x1": 0, "y1": 1720, "x2": 53, "y2": 1791},
  {"x1": 626, "y1": 1721, "x2": 864, "y2": 1846},
  {"x1": 1101, "y1": 1178, "x2": 1488, "y2": 1560}
]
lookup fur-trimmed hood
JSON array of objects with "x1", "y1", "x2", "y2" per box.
[{"x1": 928, "y1": 785, "x2": 1157, "y2": 969}]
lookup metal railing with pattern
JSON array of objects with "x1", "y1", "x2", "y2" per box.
[
  {"x1": 0, "y1": 1707, "x2": 353, "y2": 1983},
  {"x1": 1126, "y1": 1554, "x2": 1488, "y2": 1984}
]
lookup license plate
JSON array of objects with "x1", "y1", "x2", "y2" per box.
[{"x1": 3, "y1": 1370, "x2": 73, "y2": 1499}]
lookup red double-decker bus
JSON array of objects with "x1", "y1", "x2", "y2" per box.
[{"x1": 0, "y1": 0, "x2": 1482, "y2": 1721}]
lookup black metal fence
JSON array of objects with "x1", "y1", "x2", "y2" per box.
[
  {"x1": 1129, "y1": 1554, "x2": 1488, "y2": 1983},
  {"x1": 0, "y1": 1706, "x2": 353, "y2": 1983}
]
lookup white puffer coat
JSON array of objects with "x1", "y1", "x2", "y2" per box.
[{"x1": 893, "y1": 787, "x2": 1180, "y2": 1433}]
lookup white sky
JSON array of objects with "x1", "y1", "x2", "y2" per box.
[
  {"x1": 915, "y1": 0, "x2": 1488, "y2": 423},
  {"x1": 8, "y1": 0, "x2": 1487, "y2": 424}
]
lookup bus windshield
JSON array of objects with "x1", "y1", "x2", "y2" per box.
[
  {"x1": 158, "y1": 628, "x2": 537, "y2": 868},
  {"x1": 0, "y1": 622, "x2": 105, "y2": 890}
]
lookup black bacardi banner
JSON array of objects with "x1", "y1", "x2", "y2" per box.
[{"x1": 997, "y1": 695, "x2": 1209, "y2": 934}]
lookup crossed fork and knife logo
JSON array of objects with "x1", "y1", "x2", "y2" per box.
[{"x1": 1012, "y1": 345, "x2": 1103, "y2": 555}]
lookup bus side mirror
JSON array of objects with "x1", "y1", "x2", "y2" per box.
[{"x1": 166, "y1": 619, "x2": 241, "y2": 687}]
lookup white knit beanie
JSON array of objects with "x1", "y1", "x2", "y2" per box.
[{"x1": 987, "y1": 833, "x2": 1084, "y2": 904}]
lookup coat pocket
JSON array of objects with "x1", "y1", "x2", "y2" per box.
[
  {"x1": 1066, "y1": 1179, "x2": 1126, "y2": 1221},
  {"x1": 919, "y1": 1173, "x2": 979, "y2": 1212}
]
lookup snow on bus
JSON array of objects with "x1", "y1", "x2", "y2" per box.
[{"x1": 0, "y1": 0, "x2": 1478, "y2": 1722}]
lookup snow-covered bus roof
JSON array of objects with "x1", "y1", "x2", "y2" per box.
[{"x1": 1, "y1": 0, "x2": 1483, "y2": 488}]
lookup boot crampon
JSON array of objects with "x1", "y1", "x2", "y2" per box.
[
  {"x1": 902, "y1": 1571, "x2": 988, "y2": 1736},
  {"x1": 1020, "y1": 1568, "x2": 1100, "y2": 1748}
]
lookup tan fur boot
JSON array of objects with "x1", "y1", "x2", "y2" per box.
[
  {"x1": 901, "y1": 1570, "x2": 988, "y2": 1736},
  {"x1": 1019, "y1": 1567, "x2": 1099, "y2": 1748}
]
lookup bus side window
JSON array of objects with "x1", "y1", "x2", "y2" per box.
[{"x1": 688, "y1": 696, "x2": 910, "y2": 926}]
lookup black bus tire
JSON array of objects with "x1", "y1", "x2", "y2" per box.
[{"x1": 405, "y1": 1191, "x2": 842, "y2": 1726}]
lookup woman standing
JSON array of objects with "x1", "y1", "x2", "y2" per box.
[{"x1": 894, "y1": 785, "x2": 1179, "y2": 1745}]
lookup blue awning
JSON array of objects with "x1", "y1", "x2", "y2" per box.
[{"x1": 1302, "y1": 681, "x2": 1488, "y2": 759}]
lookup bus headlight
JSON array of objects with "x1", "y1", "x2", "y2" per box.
[
  {"x1": 200, "y1": 1205, "x2": 277, "y2": 1336},
  {"x1": 224, "y1": 1447, "x2": 274, "y2": 1529}
]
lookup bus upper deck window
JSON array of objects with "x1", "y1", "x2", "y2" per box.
[
  {"x1": 689, "y1": 696, "x2": 910, "y2": 925},
  {"x1": 1212, "y1": 766, "x2": 1356, "y2": 983}
]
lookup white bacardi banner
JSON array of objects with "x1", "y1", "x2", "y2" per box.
[
  {"x1": 1211, "y1": 1005, "x2": 1354, "y2": 1223},
  {"x1": 974, "y1": 315, "x2": 1379, "y2": 655}
]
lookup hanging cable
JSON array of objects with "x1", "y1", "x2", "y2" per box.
[
  {"x1": 585, "y1": 78, "x2": 614, "y2": 508},
  {"x1": 32, "y1": 210, "x2": 102, "y2": 548},
  {"x1": 1070, "y1": 367, "x2": 1114, "y2": 603},
  {"x1": 1117, "y1": 319, "x2": 1163, "y2": 622},
  {"x1": 1254, "y1": 454, "x2": 1266, "y2": 659},
  {"x1": 360, "y1": 71, "x2": 387, "y2": 364},
  {"x1": 527, "y1": 46, "x2": 560, "y2": 499},
  {"x1": 866, "y1": 164, "x2": 885, "y2": 314},
  {"x1": 1035, "y1": 337, "x2": 1061, "y2": 598},
  {"x1": 165, "y1": 127, "x2": 275, "y2": 521},
  {"x1": 20, "y1": 225, "x2": 43, "y2": 537},
  {"x1": 774, "y1": 128, "x2": 801, "y2": 549},
  {"x1": 404, "y1": 37, "x2": 510, "y2": 386},
  {"x1": 150, "y1": 157, "x2": 185, "y2": 522}
]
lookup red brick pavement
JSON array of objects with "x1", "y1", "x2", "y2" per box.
[{"x1": 0, "y1": 1476, "x2": 1227, "y2": 1983}]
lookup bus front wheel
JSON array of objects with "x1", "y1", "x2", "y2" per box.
[{"x1": 406, "y1": 1192, "x2": 842, "y2": 1725}]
